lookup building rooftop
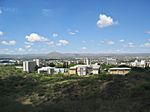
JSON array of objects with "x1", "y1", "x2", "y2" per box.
[
  {"x1": 109, "y1": 67, "x2": 131, "y2": 70},
  {"x1": 38, "y1": 67, "x2": 54, "y2": 71}
]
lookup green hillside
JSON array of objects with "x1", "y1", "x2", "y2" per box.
[{"x1": 0, "y1": 66, "x2": 150, "y2": 112}]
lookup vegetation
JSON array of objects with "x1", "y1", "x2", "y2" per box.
[{"x1": 0, "y1": 65, "x2": 150, "y2": 112}]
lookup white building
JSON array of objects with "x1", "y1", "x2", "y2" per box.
[
  {"x1": 69, "y1": 65, "x2": 100, "y2": 76},
  {"x1": 108, "y1": 67, "x2": 131, "y2": 75},
  {"x1": 23, "y1": 61, "x2": 37, "y2": 73},
  {"x1": 38, "y1": 67, "x2": 55, "y2": 75},
  {"x1": 130, "y1": 60, "x2": 139, "y2": 67},
  {"x1": 33, "y1": 59, "x2": 40, "y2": 67},
  {"x1": 77, "y1": 65, "x2": 92, "y2": 76},
  {"x1": 130, "y1": 60, "x2": 146, "y2": 68},
  {"x1": 140, "y1": 60, "x2": 146, "y2": 68},
  {"x1": 38, "y1": 67, "x2": 66, "y2": 75},
  {"x1": 84, "y1": 57, "x2": 90, "y2": 65},
  {"x1": 92, "y1": 65, "x2": 100, "y2": 74},
  {"x1": 106, "y1": 58, "x2": 117, "y2": 65}
]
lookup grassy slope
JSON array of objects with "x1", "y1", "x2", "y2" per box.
[{"x1": 0, "y1": 66, "x2": 150, "y2": 112}]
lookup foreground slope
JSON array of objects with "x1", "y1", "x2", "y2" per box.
[{"x1": 0, "y1": 66, "x2": 150, "y2": 112}]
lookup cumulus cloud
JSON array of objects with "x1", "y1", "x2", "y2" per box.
[
  {"x1": 82, "y1": 40, "x2": 86, "y2": 43},
  {"x1": 97, "y1": 14, "x2": 117, "y2": 28},
  {"x1": 41, "y1": 9, "x2": 52, "y2": 16},
  {"x1": 119, "y1": 39, "x2": 125, "y2": 42},
  {"x1": 124, "y1": 42, "x2": 135, "y2": 48},
  {"x1": 47, "y1": 41, "x2": 54, "y2": 45},
  {"x1": 144, "y1": 43, "x2": 150, "y2": 47},
  {"x1": 52, "y1": 33, "x2": 58, "y2": 37},
  {"x1": 100, "y1": 40, "x2": 115, "y2": 45},
  {"x1": 56, "y1": 40, "x2": 69, "y2": 46},
  {"x1": 0, "y1": 9, "x2": 2, "y2": 14},
  {"x1": 24, "y1": 45, "x2": 31, "y2": 49},
  {"x1": 17, "y1": 48, "x2": 25, "y2": 52},
  {"x1": 59, "y1": 40, "x2": 69, "y2": 45},
  {"x1": 82, "y1": 47, "x2": 87, "y2": 50},
  {"x1": 69, "y1": 31, "x2": 76, "y2": 35},
  {"x1": 1, "y1": 40, "x2": 16, "y2": 45},
  {"x1": 68, "y1": 29, "x2": 79, "y2": 35},
  {"x1": 25, "y1": 33, "x2": 48, "y2": 42},
  {"x1": 145, "y1": 31, "x2": 150, "y2": 34},
  {"x1": 24, "y1": 42, "x2": 34, "y2": 45},
  {"x1": 107, "y1": 41, "x2": 115, "y2": 45},
  {"x1": 0, "y1": 31, "x2": 4, "y2": 36}
]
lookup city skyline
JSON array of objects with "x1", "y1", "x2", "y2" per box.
[{"x1": 0, "y1": 0, "x2": 150, "y2": 54}]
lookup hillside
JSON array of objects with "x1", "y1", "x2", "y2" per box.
[{"x1": 0, "y1": 66, "x2": 150, "y2": 112}]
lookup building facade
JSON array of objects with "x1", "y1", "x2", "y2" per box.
[
  {"x1": 108, "y1": 67, "x2": 131, "y2": 75},
  {"x1": 23, "y1": 61, "x2": 37, "y2": 73}
]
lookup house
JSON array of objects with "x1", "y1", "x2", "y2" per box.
[{"x1": 108, "y1": 67, "x2": 131, "y2": 75}]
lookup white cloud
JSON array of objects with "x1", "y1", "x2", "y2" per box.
[
  {"x1": 124, "y1": 42, "x2": 135, "y2": 48},
  {"x1": 100, "y1": 40, "x2": 115, "y2": 45},
  {"x1": 145, "y1": 31, "x2": 150, "y2": 34},
  {"x1": 4, "y1": 7, "x2": 17, "y2": 12},
  {"x1": 47, "y1": 41, "x2": 54, "y2": 45},
  {"x1": 1, "y1": 40, "x2": 16, "y2": 45},
  {"x1": 52, "y1": 33, "x2": 58, "y2": 37},
  {"x1": 17, "y1": 48, "x2": 25, "y2": 52},
  {"x1": 59, "y1": 40, "x2": 69, "y2": 45},
  {"x1": 0, "y1": 31, "x2": 4, "y2": 36},
  {"x1": 97, "y1": 14, "x2": 117, "y2": 28},
  {"x1": 68, "y1": 29, "x2": 79, "y2": 35},
  {"x1": 82, "y1": 40, "x2": 86, "y2": 43},
  {"x1": 41, "y1": 9, "x2": 52, "y2": 16},
  {"x1": 100, "y1": 40, "x2": 105, "y2": 44},
  {"x1": 24, "y1": 45, "x2": 31, "y2": 49},
  {"x1": 82, "y1": 47, "x2": 87, "y2": 50},
  {"x1": 75, "y1": 30, "x2": 79, "y2": 33},
  {"x1": 0, "y1": 9, "x2": 2, "y2": 14},
  {"x1": 24, "y1": 42, "x2": 34, "y2": 45},
  {"x1": 56, "y1": 40, "x2": 69, "y2": 46},
  {"x1": 56, "y1": 43, "x2": 62, "y2": 46},
  {"x1": 69, "y1": 31, "x2": 76, "y2": 35},
  {"x1": 107, "y1": 41, "x2": 114, "y2": 45},
  {"x1": 119, "y1": 39, "x2": 125, "y2": 42},
  {"x1": 144, "y1": 43, "x2": 150, "y2": 47},
  {"x1": 25, "y1": 33, "x2": 48, "y2": 42}
]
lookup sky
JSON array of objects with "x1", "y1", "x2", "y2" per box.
[{"x1": 0, "y1": 0, "x2": 150, "y2": 54}]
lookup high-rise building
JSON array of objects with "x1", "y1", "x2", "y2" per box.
[
  {"x1": 23, "y1": 61, "x2": 36, "y2": 73},
  {"x1": 33, "y1": 59, "x2": 40, "y2": 67},
  {"x1": 84, "y1": 57, "x2": 90, "y2": 65}
]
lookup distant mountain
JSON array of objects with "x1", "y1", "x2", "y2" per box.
[
  {"x1": 47, "y1": 52, "x2": 150, "y2": 59},
  {"x1": 47, "y1": 52, "x2": 66, "y2": 58},
  {"x1": 1, "y1": 52, "x2": 150, "y2": 59}
]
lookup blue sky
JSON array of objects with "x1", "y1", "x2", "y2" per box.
[{"x1": 0, "y1": 0, "x2": 150, "y2": 54}]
